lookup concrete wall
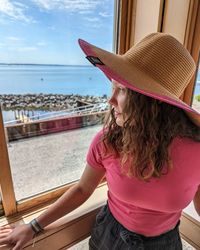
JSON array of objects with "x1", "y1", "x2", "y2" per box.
[{"x1": 5, "y1": 112, "x2": 106, "y2": 141}]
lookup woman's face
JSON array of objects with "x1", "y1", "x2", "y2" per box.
[{"x1": 109, "y1": 80, "x2": 127, "y2": 127}]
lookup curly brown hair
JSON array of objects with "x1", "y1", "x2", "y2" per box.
[{"x1": 103, "y1": 90, "x2": 200, "y2": 181}]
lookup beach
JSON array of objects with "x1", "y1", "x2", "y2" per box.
[
  {"x1": 8, "y1": 124, "x2": 102, "y2": 201},
  {"x1": 192, "y1": 99, "x2": 200, "y2": 111}
]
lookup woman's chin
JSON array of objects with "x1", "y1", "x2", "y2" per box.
[{"x1": 115, "y1": 118, "x2": 124, "y2": 127}]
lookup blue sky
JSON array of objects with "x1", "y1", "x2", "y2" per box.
[{"x1": 0, "y1": 0, "x2": 114, "y2": 64}]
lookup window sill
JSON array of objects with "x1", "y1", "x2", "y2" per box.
[
  {"x1": 0, "y1": 184, "x2": 199, "y2": 249},
  {"x1": 180, "y1": 212, "x2": 200, "y2": 249},
  {"x1": 0, "y1": 184, "x2": 108, "y2": 250}
]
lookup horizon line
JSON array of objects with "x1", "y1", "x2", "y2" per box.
[{"x1": 0, "y1": 63, "x2": 91, "y2": 67}]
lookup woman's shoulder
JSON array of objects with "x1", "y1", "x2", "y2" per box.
[
  {"x1": 87, "y1": 128, "x2": 107, "y2": 167},
  {"x1": 89, "y1": 128, "x2": 106, "y2": 148},
  {"x1": 91, "y1": 128, "x2": 107, "y2": 142},
  {"x1": 172, "y1": 136, "x2": 200, "y2": 152},
  {"x1": 170, "y1": 137, "x2": 200, "y2": 178}
]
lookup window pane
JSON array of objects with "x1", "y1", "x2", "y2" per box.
[
  {"x1": 0, "y1": 0, "x2": 114, "y2": 201},
  {"x1": 192, "y1": 55, "x2": 200, "y2": 112},
  {"x1": 8, "y1": 125, "x2": 102, "y2": 200},
  {"x1": 185, "y1": 54, "x2": 200, "y2": 222}
]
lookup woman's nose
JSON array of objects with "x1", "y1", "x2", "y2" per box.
[{"x1": 108, "y1": 94, "x2": 117, "y2": 106}]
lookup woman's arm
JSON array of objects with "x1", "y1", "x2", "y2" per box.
[
  {"x1": 37, "y1": 164, "x2": 105, "y2": 228},
  {"x1": 0, "y1": 164, "x2": 105, "y2": 250},
  {"x1": 193, "y1": 185, "x2": 200, "y2": 216}
]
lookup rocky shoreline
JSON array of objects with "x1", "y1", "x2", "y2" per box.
[
  {"x1": 1, "y1": 93, "x2": 199, "y2": 112},
  {"x1": 0, "y1": 93, "x2": 108, "y2": 111}
]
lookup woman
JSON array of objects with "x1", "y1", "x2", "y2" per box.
[{"x1": 0, "y1": 32, "x2": 200, "y2": 250}]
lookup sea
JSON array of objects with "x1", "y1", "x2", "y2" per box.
[
  {"x1": 0, "y1": 64, "x2": 111, "y2": 95},
  {"x1": 0, "y1": 64, "x2": 111, "y2": 122},
  {"x1": 0, "y1": 64, "x2": 200, "y2": 122}
]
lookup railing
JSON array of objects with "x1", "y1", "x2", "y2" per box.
[
  {"x1": 4, "y1": 103, "x2": 109, "y2": 142},
  {"x1": 4, "y1": 103, "x2": 109, "y2": 125}
]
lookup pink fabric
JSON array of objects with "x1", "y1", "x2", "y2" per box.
[{"x1": 86, "y1": 130, "x2": 200, "y2": 236}]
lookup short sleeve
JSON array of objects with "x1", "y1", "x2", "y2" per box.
[{"x1": 86, "y1": 130, "x2": 105, "y2": 170}]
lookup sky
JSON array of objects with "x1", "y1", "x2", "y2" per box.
[{"x1": 0, "y1": 0, "x2": 115, "y2": 65}]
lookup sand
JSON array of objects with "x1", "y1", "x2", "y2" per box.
[{"x1": 8, "y1": 125, "x2": 102, "y2": 201}]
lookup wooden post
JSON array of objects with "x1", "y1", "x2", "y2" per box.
[{"x1": 0, "y1": 105, "x2": 17, "y2": 216}]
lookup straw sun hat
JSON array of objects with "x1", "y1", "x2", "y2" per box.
[{"x1": 78, "y1": 32, "x2": 200, "y2": 127}]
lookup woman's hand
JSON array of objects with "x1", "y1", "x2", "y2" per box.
[{"x1": 0, "y1": 224, "x2": 35, "y2": 250}]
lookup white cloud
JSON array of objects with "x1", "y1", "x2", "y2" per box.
[
  {"x1": 99, "y1": 11, "x2": 111, "y2": 18},
  {"x1": 12, "y1": 1, "x2": 28, "y2": 9},
  {"x1": 32, "y1": 0, "x2": 102, "y2": 13},
  {"x1": 0, "y1": 0, "x2": 33, "y2": 22},
  {"x1": 17, "y1": 46, "x2": 38, "y2": 51},
  {"x1": 48, "y1": 25, "x2": 56, "y2": 30},
  {"x1": 84, "y1": 16, "x2": 102, "y2": 28},
  {"x1": 89, "y1": 23, "x2": 102, "y2": 28},
  {"x1": 79, "y1": 10, "x2": 92, "y2": 15},
  {"x1": 84, "y1": 17, "x2": 100, "y2": 22},
  {"x1": 6, "y1": 36, "x2": 21, "y2": 41},
  {"x1": 37, "y1": 41, "x2": 46, "y2": 46}
]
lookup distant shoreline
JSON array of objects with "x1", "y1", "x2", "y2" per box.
[
  {"x1": 0, "y1": 63, "x2": 199, "y2": 69},
  {"x1": 0, "y1": 63, "x2": 92, "y2": 67}
]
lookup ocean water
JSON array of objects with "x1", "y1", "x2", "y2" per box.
[
  {"x1": 0, "y1": 64, "x2": 200, "y2": 122},
  {"x1": 0, "y1": 64, "x2": 199, "y2": 95},
  {"x1": 0, "y1": 64, "x2": 111, "y2": 122},
  {"x1": 0, "y1": 64, "x2": 111, "y2": 96}
]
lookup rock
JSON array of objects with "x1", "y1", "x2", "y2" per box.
[{"x1": 0, "y1": 94, "x2": 109, "y2": 111}]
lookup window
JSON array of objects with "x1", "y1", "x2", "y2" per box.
[
  {"x1": 0, "y1": 2, "x2": 200, "y2": 248},
  {"x1": 192, "y1": 55, "x2": 200, "y2": 112},
  {"x1": 0, "y1": 0, "x2": 116, "y2": 215}
]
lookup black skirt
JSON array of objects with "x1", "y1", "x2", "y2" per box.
[{"x1": 89, "y1": 204, "x2": 182, "y2": 250}]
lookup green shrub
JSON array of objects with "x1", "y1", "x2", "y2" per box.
[{"x1": 195, "y1": 95, "x2": 200, "y2": 102}]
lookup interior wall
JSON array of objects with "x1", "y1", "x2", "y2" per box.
[
  {"x1": 162, "y1": 0, "x2": 190, "y2": 43},
  {"x1": 134, "y1": 0, "x2": 164, "y2": 44}
]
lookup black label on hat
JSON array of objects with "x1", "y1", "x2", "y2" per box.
[{"x1": 86, "y1": 56, "x2": 104, "y2": 66}]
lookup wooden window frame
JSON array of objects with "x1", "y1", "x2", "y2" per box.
[
  {"x1": 183, "y1": 0, "x2": 200, "y2": 105},
  {"x1": 0, "y1": 106, "x2": 16, "y2": 215},
  {"x1": 117, "y1": 0, "x2": 137, "y2": 54}
]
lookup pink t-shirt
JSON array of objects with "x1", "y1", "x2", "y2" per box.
[{"x1": 86, "y1": 130, "x2": 200, "y2": 236}]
